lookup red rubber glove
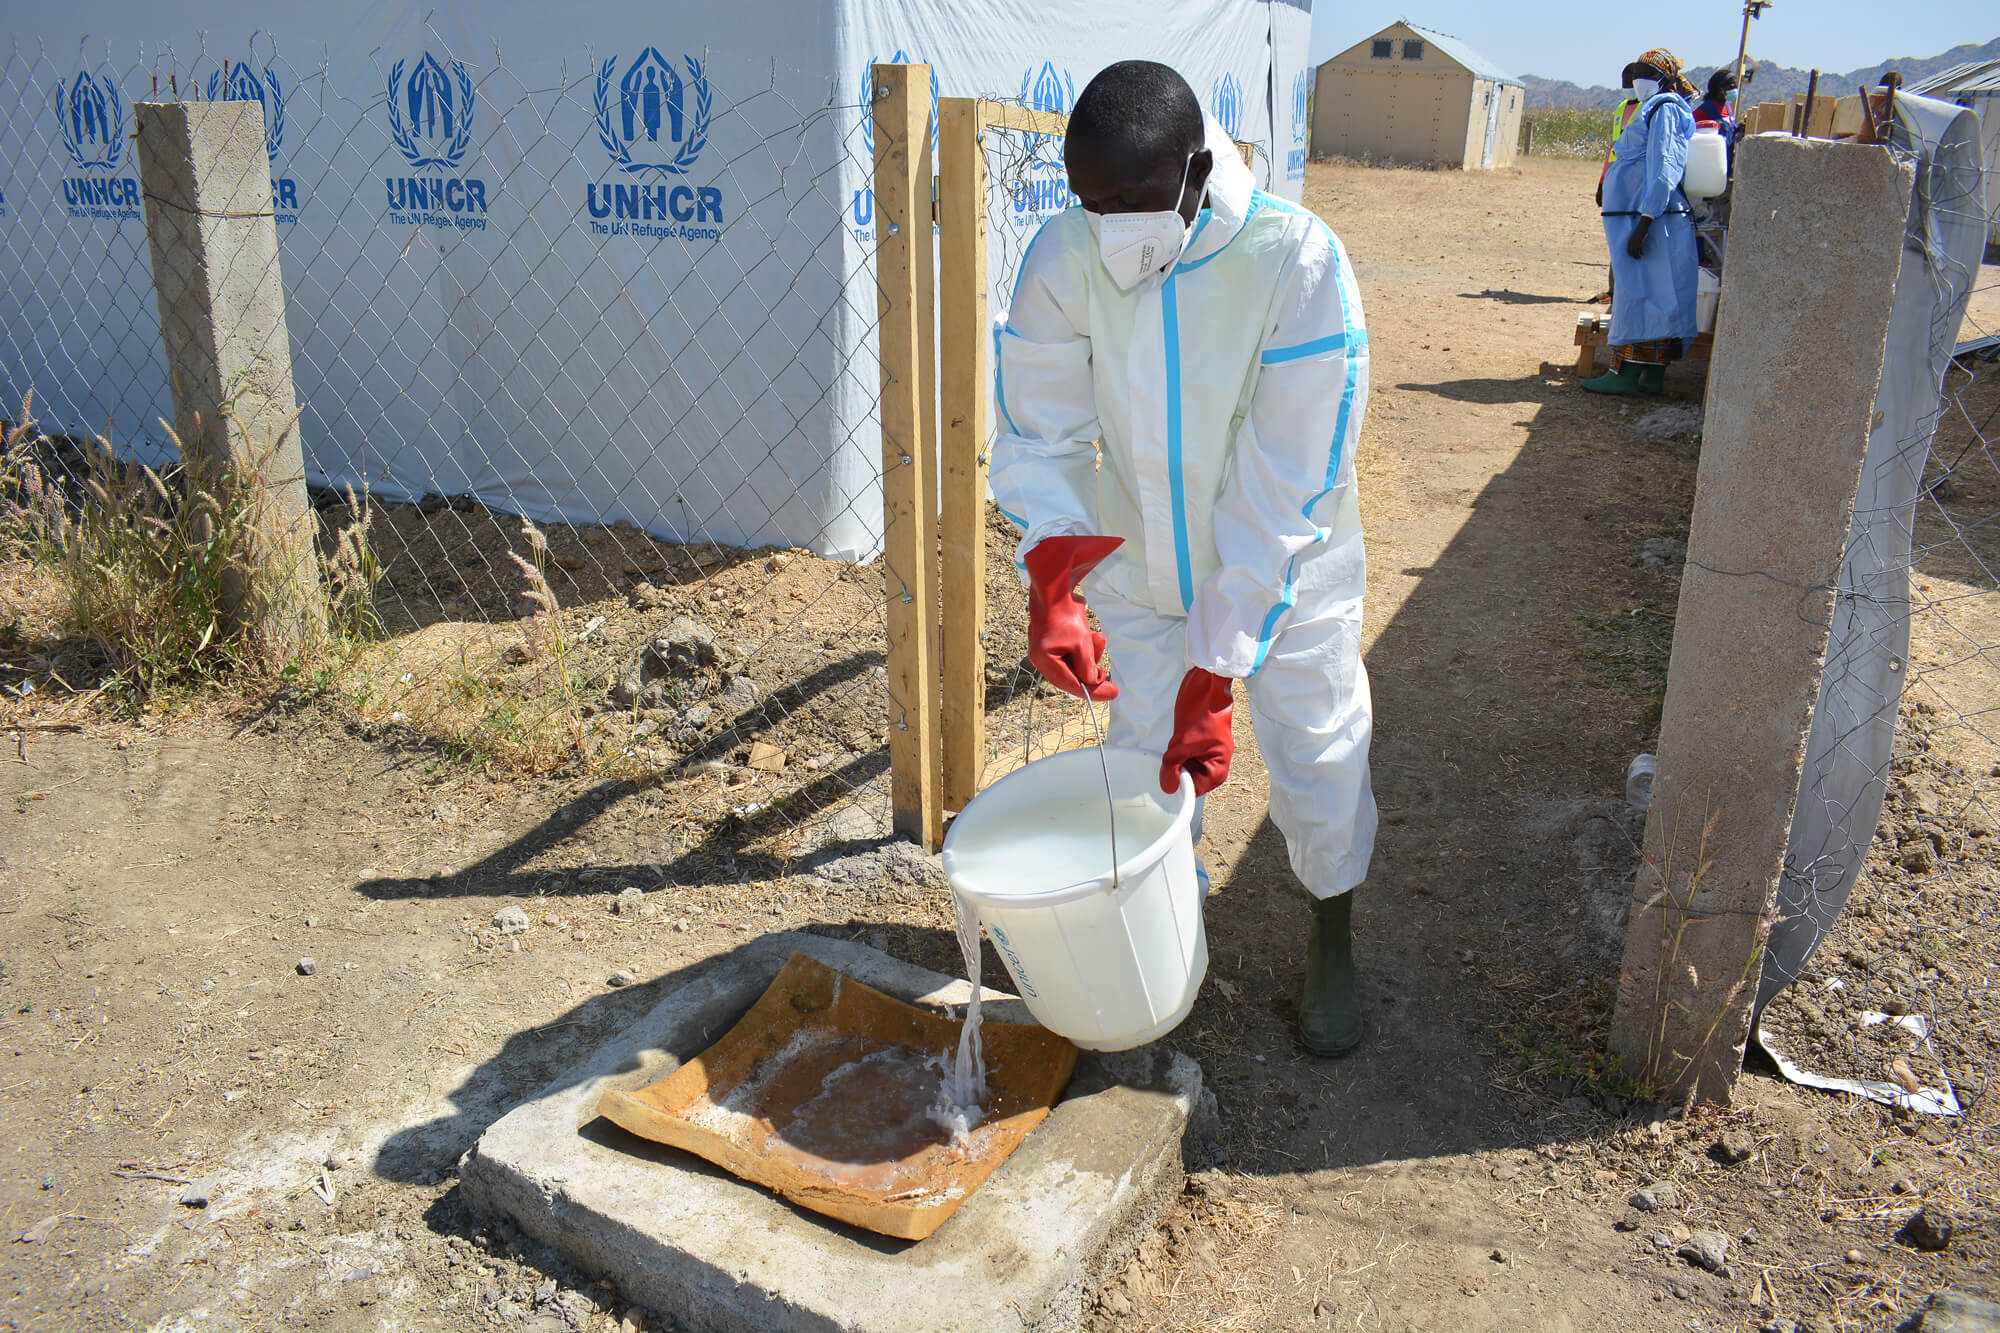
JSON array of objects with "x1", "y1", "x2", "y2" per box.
[
  {"x1": 1161, "y1": 668, "x2": 1234, "y2": 796},
  {"x1": 1023, "y1": 535, "x2": 1124, "y2": 701}
]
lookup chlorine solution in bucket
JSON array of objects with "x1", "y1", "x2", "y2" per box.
[{"x1": 942, "y1": 747, "x2": 1205, "y2": 1051}]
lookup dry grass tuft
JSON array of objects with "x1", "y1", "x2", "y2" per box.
[{"x1": 0, "y1": 395, "x2": 379, "y2": 699}]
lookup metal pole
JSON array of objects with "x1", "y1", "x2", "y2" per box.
[
  {"x1": 1732, "y1": 2, "x2": 1770, "y2": 113},
  {"x1": 1731, "y1": 7, "x2": 1753, "y2": 100}
]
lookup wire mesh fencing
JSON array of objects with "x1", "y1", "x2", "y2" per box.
[
  {"x1": 0, "y1": 32, "x2": 930, "y2": 862},
  {"x1": 1749, "y1": 98, "x2": 2000, "y2": 1098},
  {"x1": 959, "y1": 104, "x2": 1113, "y2": 791}
]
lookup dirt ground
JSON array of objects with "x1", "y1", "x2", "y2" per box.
[{"x1": 2, "y1": 156, "x2": 1998, "y2": 1333}]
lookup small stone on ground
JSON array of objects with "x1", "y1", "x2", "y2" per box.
[
  {"x1": 1714, "y1": 1129, "x2": 1756, "y2": 1164},
  {"x1": 1630, "y1": 1181, "x2": 1679, "y2": 1211},
  {"x1": 552, "y1": 1289, "x2": 597, "y2": 1328},
  {"x1": 1902, "y1": 1205, "x2": 1957, "y2": 1252},
  {"x1": 1917, "y1": 1288, "x2": 2000, "y2": 1331},
  {"x1": 1678, "y1": 1229, "x2": 1729, "y2": 1273}
]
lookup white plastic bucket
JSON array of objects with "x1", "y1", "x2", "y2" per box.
[{"x1": 941, "y1": 746, "x2": 1204, "y2": 1051}]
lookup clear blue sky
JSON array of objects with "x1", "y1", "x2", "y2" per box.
[{"x1": 1307, "y1": 2, "x2": 1996, "y2": 87}]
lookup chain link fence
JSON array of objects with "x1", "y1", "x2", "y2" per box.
[
  {"x1": 1750, "y1": 98, "x2": 2000, "y2": 1104},
  {"x1": 1, "y1": 31, "x2": 922, "y2": 859},
  {"x1": 3, "y1": 33, "x2": 1992, "y2": 990},
  {"x1": 963, "y1": 110, "x2": 1109, "y2": 789}
]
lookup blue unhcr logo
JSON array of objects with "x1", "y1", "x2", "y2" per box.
[
  {"x1": 594, "y1": 49, "x2": 710, "y2": 175},
  {"x1": 206, "y1": 64, "x2": 302, "y2": 221},
  {"x1": 584, "y1": 48, "x2": 724, "y2": 242},
  {"x1": 54, "y1": 70, "x2": 139, "y2": 223},
  {"x1": 1288, "y1": 69, "x2": 1310, "y2": 181},
  {"x1": 383, "y1": 54, "x2": 490, "y2": 231},
  {"x1": 851, "y1": 51, "x2": 937, "y2": 242},
  {"x1": 1010, "y1": 61, "x2": 1078, "y2": 220},
  {"x1": 390, "y1": 54, "x2": 471, "y2": 170},
  {"x1": 1020, "y1": 60, "x2": 1073, "y2": 134},
  {"x1": 1212, "y1": 71, "x2": 1244, "y2": 141}
]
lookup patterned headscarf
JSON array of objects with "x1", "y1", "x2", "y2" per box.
[{"x1": 1637, "y1": 49, "x2": 1699, "y2": 99}]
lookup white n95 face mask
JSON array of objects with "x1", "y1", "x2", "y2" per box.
[
  {"x1": 1086, "y1": 155, "x2": 1195, "y2": 291},
  {"x1": 1631, "y1": 77, "x2": 1661, "y2": 101}
]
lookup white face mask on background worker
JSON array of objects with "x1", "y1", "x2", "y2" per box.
[
  {"x1": 1085, "y1": 154, "x2": 1196, "y2": 291},
  {"x1": 1631, "y1": 77, "x2": 1661, "y2": 101}
]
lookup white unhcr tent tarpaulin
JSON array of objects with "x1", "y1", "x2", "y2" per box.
[{"x1": 0, "y1": 0, "x2": 1311, "y2": 560}]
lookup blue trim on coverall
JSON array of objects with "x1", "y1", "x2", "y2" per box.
[
  {"x1": 1248, "y1": 222, "x2": 1361, "y2": 674},
  {"x1": 1162, "y1": 272, "x2": 1193, "y2": 611}
]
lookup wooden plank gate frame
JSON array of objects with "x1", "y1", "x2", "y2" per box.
[
  {"x1": 937, "y1": 97, "x2": 1072, "y2": 820},
  {"x1": 937, "y1": 97, "x2": 1076, "y2": 823},
  {"x1": 871, "y1": 63, "x2": 942, "y2": 849},
  {"x1": 875, "y1": 65, "x2": 1073, "y2": 851}
]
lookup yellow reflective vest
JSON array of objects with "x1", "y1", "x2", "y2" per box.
[{"x1": 1602, "y1": 98, "x2": 1640, "y2": 173}]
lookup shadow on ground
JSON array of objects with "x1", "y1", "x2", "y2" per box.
[
  {"x1": 1459, "y1": 289, "x2": 1581, "y2": 305},
  {"x1": 351, "y1": 651, "x2": 894, "y2": 901},
  {"x1": 363, "y1": 361, "x2": 1702, "y2": 1193},
  {"x1": 1169, "y1": 358, "x2": 1700, "y2": 1173}
]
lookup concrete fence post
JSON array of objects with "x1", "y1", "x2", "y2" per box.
[
  {"x1": 135, "y1": 99, "x2": 325, "y2": 655},
  {"x1": 1607, "y1": 135, "x2": 1914, "y2": 1106}
]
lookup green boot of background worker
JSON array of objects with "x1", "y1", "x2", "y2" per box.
[
  {"x1": 1298, "y1": 891, "x2": 1362, "y2": 1057},
  {"x1": 1581, "y1": 362, "x2": 1666, "y2": 396}
]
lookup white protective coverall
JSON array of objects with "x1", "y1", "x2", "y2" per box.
[{"x1": 990, "y1": 116, "x2": 1377, "y2": 901}]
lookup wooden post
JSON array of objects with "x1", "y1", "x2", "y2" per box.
[
  {"x1": 915, "y1": 90, "x2": 945, "y2": 839},
  {"x1": 872, "y1": 63, "x2": 941, "y2": 848},
  {"x1": 938, "y1": 98, "x2": 990, "y2": 810}
]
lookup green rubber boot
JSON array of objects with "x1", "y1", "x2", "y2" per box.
[
  {"x1": 1298, "y1": 892, "x2": 1362, "y2": 1057},
  {"x1": 1581, "y1": 362, "x2": 1645, "y2": 396},
  {"x1": 1635, "y1": 363, "x2": 1668, "y2": 395}
]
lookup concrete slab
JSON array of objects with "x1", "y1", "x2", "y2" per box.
[{"x1": 459, "y1": 932, "x2": 1210, "y2": 1333}]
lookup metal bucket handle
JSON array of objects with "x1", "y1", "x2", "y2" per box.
[{"x1": 1023, "y1": 679, "x2": 1122, "y2": 895}]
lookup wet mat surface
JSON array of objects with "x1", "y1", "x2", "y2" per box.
[{"x1": 597, "y1": 952, "x2": 1077, "y2": 1239}]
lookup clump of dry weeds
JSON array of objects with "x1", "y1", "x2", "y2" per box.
[{"x1": 0, "y1": 394, "x2": 379, "y2": 697}]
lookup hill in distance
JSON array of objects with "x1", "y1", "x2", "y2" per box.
[{"x1": 1521, "y1": 35, "x2": 2000, "y2": 108}]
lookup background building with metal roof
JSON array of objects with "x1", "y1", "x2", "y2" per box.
[{"x1": 1311, "y1": 20, "x2": 1525, "y2": 170}]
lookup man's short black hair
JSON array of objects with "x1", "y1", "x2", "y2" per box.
[{"x1": 1068, "y1": 60, "x2": 1205, "y2": 162}]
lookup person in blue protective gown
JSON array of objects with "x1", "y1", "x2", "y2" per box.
[
  {"x1": 1585, "y1": 50, "x2": 1700, "y2": 396},
  {"x1": 989, "y1": 61, "x2": 1376, "y2": 1057}
]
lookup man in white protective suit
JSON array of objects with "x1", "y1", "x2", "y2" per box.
[{"x1": 990, "y1": 60, "x2": 1376, "y2": 1056}]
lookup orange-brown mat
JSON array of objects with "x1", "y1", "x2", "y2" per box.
[{"x1": 596, "y1": 951, "x2": 1077, "y2": 1240}]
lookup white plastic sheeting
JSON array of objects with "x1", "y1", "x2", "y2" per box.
[
  {"x1": 1754, "y1": 94, "x2": 1991, "y2": 1028},
  {"x1": 0, "y1": 1, "x2": 1310, "y2": 559}
]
